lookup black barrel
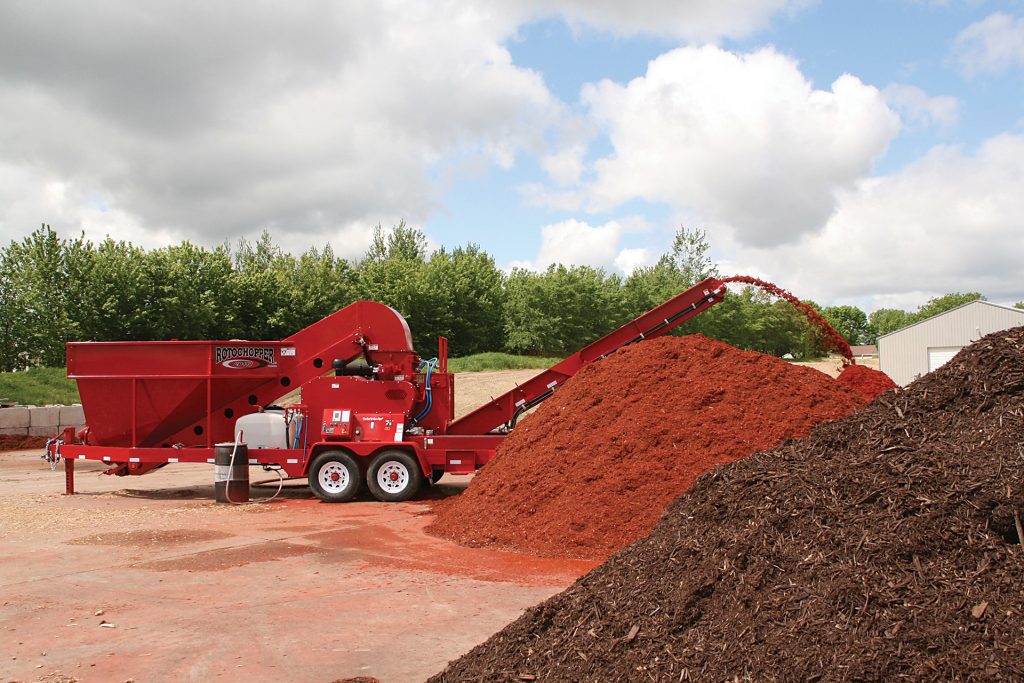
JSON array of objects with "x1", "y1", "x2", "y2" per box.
[{"x1": 214, "y1": 442, "x2": 250, "y2": 503}]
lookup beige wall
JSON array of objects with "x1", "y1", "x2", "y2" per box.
[{"x1": 879, "y1": 302, "x2": 1024, "y2": 386}]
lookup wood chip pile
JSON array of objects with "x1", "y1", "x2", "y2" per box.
[{"x1": 428, "y1": 327, "x2": 1024, "y2": 682}]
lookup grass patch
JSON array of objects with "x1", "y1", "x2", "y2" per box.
[
  {"x1": 447, "y1": 352, "x2": 563, "y2": 373},
  {"x1": 0, "y1": 367, "x2": 80, "y2": 406}
]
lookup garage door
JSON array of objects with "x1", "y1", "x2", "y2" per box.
[{"x1": 928, "y1": 346, "x2": 961, "y2": 372}]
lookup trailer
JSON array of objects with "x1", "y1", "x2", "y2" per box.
[{"x1": 44, "y1": 278, "x2": 727, "y2": 502}]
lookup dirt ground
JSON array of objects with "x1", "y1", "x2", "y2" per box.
[
  {"x1": 793, "y1": 356, "x2": 879, "y2": 378},
  {"x1": 0, "y1": 455, "x2": 595, "y2": 683},
  {"x1": 0, "y1": 362, "x2": 874, "y2": 683}
]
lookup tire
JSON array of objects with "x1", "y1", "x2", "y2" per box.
[
  {"x1": 308, "y1": 450, "x2": 361, "y2": 502},
  {"x1": 366, "y1": 449, "x2": 423, "y2": 502}
]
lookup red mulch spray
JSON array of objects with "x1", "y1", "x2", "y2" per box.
[
  {"x1": 721, "y1": 275, "x2": 897, "y2": 401},
  {"x1": 427, "y1": 335, "x2": 871, "y2": 561},
  {"x1": 721, "y1": 275, "x2": 854, "y2": 363}
]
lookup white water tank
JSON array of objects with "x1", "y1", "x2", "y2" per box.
[{"x1": 235, "y1": 412, "x2": 288, "y2": 449}]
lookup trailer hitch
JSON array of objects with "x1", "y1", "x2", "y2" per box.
[{"x1": 42, "y1": 436, "x2": 64, "y2": 471}]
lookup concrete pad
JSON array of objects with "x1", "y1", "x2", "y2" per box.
[
  {"x1": 29, "y1": 405, "x2": 60, "y2": 428},
  {"x1": 0, "y1": 406, "x2": 30, "y2": 429}
]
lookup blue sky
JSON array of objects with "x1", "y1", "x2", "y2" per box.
[{"x1": 0, "y1": 1, "x2": 1022, "y2": 311}]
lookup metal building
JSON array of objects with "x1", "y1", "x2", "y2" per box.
[{"x1": 878, "y1": 300, "x2": 1024, "y2": 386}]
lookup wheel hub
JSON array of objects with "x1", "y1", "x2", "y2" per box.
[
  {"x1": 319, "y1": 462, "x2": 349, "y2": 492},
  {"x1": 377, "y1": 462, "x2": 409, "y2": 493}
]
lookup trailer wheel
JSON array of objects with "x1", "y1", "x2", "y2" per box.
[
  {"x1": 367, "y1": 450, "x2": 423, "y2": 502},
  {"x1": 309, "y1": 450, "x2": 361, "y2": 503}
]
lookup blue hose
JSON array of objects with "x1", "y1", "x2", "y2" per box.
[
  {"x1": 291, "y1": 415, "x2": 304, "y2": 449},
  {"x1": 411, "y1": 358, "x2": 437, "y2": 425}
]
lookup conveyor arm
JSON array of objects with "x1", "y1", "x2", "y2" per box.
[{"x1": 446, "y1": 277, "x2": 726, "y2": 435}]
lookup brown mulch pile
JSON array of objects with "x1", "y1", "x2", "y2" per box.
[
  {"x1": 428, "y1": 335, "x2": 870, "y2": 561},
  {"x1": 428, "y1": 327, "x2": 1024, "y2": 682},
  {"x1": 0, "y1": 434, "x2": 49, "y2": 452}
]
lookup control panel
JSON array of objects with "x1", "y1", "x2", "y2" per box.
[{"x1": 321, "y1": 409, "x2": 351, "y2": 438}]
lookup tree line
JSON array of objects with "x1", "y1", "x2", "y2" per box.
[{"x1": 0, "y1": 223, "x2": 1006, "y2": 372}]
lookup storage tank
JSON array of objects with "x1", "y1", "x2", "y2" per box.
[{"x1": 235, "y1": 412, "x2": 288, "y2": 449}]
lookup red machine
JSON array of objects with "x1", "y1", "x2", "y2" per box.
[{"x1": 45, "y1": 278, "x2": 727, "y2": 502}]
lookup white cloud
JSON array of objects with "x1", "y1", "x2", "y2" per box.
[
  {"x1": 955, "y1": 12, "x2": 1024, "y2": 76},
  {"x1": 541, "y1": 0, "x2": 812, "y2": 41},
  {"x1": 0, "y1": 1, "x2": 828, "y2": 258},
  {"x1": 0, "y1": 0, "x2": 815, "y2": 253},
  {"x1": 614, "y1": 247, "x2": 656, "y2": 274},
  {"x1": 0, "y1": 2, "x2": 559, "y2": 251},
  {"x1": 541, "y1": 144, "x2": 588, "y2": 185},
  {"x1": 508, "y1": 218, "x2": 657, "y2": 274},
  {"x1": 883, "y1": 84, "x2": 960, "y2": 129},
  {"x1": 579, "y1": 46, "x2": 900, "y2": 247},
  {"x1": 723, "y1": 134, "x2": 1024, "y2": 309},
  {"x1": 534, "y1": 218, "x2": 624, "y2": 269}
]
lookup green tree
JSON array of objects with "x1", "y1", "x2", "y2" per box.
[
  {"x1": 288, "y1": 244, "x2": 358, "y2": 332},
  {"x1": 914, "y1": 292, "x2": 984, "y2": 321},
  {"x1": 420, "y1": 245, "x2": 505, "y2": 356},
  {"x1": 622, "y1": 255, "x2": 687, "y2": 321},
  {"x1": 504, "y1": 265, "x2": 626, "y2": 356},
  {"x1": 503, "y1": 268, "x2": 559, "y2": 355},
  {"x1": 622, "y1": 226, "x2": 717, "y2": 328},
  {"x1": 693, "y1": 288, "x2": 807, "y2": 357},
  {"x1": 821, "y1": 305, "x2": 870, "y2": 345},
  {"x1": 142, "y1": 242, "x2": 234, "y2": 340},
  {"x1": 0, "y1": 244, "x2": 23, "y2": 370},
  {"x1": 227, "y1": 232, "x2": 296, "y2": 339},
  {"x1": 365, "y1": 221, "x2": 428, "y2": 263},
  {"x1": 670, "y1": 226, "x2": 718, "y2": 286},
  {"x1": 0, "y1": 225, "x2": 89, "y2": 367},
  {"x1": 356, "y1": 223, "x2": 432, "y2": 348},
  {"x1": 869, "y1": 308, "x2": 912, "y2": 339},
  {"x1": 76, "y1": 239, "x2": 151, "y2": 341}
]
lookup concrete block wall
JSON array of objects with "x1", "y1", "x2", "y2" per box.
[{"x1": 0, "y1": 405, "x2": 86, "y2": 437}]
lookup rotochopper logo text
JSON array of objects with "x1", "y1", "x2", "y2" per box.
[{"x1": 215, "y1": 346, "x2": 276, "y2": 369}]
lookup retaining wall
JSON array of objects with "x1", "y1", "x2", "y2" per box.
[{"x1": 0, "y1": 405, "x2": 85, "y2": 437}]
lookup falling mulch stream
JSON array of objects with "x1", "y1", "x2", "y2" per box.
[
  {"x1": 721, "y1": 275, "x2": 855, "y2": 362},
  {"x1": 428, "y1": 327, "x2": 1024, "y2": 682}
]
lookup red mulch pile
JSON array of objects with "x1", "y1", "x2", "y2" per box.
[
  {"x1": 428, "y1": 327, "x2": 1024, "y2": 683},
  {"x1": 837, "y1": 363, "x2": 898, "y2": 398},
  {"x1": 427, "y1": 335, "x2": 870, "y2": 561},
  {"x1": 0, "y1": 434, "x2": 48, "y2": 452}
]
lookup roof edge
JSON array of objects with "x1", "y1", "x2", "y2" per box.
[{"x1": 877, "y1": 299, "x2": 1024, "y2": 340}]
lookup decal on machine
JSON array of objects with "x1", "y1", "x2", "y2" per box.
[{"x1": 214, "y1": 346, "x2": 277, "y2": 369}]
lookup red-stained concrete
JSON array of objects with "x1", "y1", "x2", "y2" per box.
[{"x1": 0, "y1": 451, "x2": 595, "y2": 683}]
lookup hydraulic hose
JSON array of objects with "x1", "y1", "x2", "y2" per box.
[{"x1": 411, "y1": 358, "x2": 437, "y2": 426}]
